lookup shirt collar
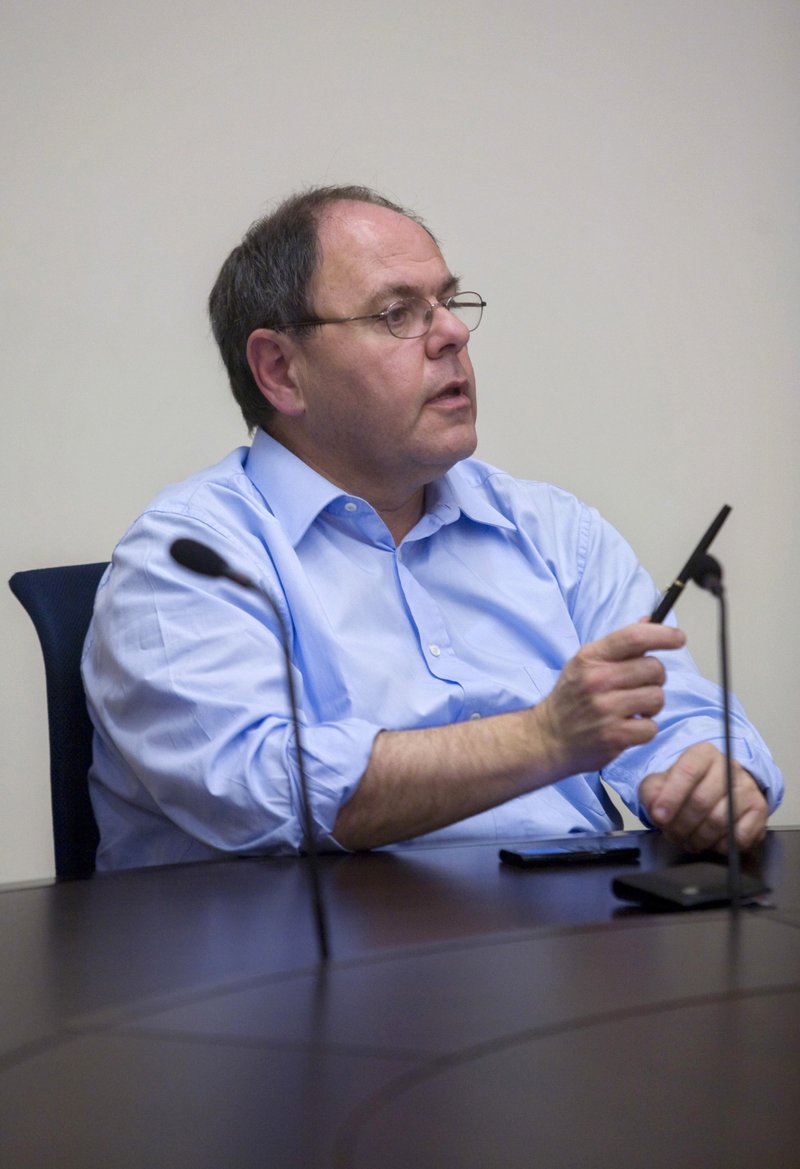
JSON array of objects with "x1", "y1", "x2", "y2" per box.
[
  {"x1": 430, "y1": 461, "x2": 516, "y2": 532},
  {"x1": 244, "y1": 429, "x2": 515, "y2": 546},
  {"x1": 245, "y1": 430, "x2": 347, "y2": 546}
]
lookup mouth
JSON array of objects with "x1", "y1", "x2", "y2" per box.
[{"x1": 427, "y1": 380, "x2": 471, "y2": 407}]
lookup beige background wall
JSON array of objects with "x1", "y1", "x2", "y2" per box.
[{"x1": 3, "y1": 1, "x2": 798, "y2": 883}]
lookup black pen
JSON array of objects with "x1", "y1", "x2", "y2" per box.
[{"x1": 650, "y1": 504, "x2": 732, "y2": 624}]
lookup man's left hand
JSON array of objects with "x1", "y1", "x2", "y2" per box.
[{"x1": 639, "y1": 741, "x2": 768, "y2": 854}]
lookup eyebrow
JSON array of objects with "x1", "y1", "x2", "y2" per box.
[{"x1": 364, "y1": 273, "x2": 461, "y2": 313}]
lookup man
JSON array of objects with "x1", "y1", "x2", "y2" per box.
[{"x1": 82, "y1": 185, "x2": 782, "y2": 870}]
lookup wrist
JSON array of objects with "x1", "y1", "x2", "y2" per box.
[{"x1": 523, "y1": 701, "x2": 568, "y2": 786}]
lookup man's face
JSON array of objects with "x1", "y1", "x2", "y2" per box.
[{"x1": 282, "y1": 200, "x2": 478, "y2": 508}]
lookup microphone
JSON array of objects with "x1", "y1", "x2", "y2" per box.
[
  {"x1": 169, "y1": 537, "x2": 330, "y2": 960},
  {"x1": 171, "y1": 538, "x2": 233, "y2": 581},
  {"x1": 614, "y1": 545, "x2": 770, "y2": 911},
  {"x1": 689, "y1": 551, "x2": 722, "y2": 598}
]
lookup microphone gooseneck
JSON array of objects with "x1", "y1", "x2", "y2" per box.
[
  {"x1": 169, "y1": 537, "x2": 330, "y2": 960},
  {"x1": 689, "y1": 552, "x2": 741, "y2": 906}
]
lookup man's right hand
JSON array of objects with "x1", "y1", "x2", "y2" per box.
[
  {"x1": 335, "y1": 621, "x2": 686, "y2": 852},
  {"x1": 530, "y1": 622, "x2": 687, "y2": 781}
]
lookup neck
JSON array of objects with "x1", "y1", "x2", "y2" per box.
[
  {"x1": 265, "y1": 426, "x2": 429, "y2": 544},
  {"x1": 376, "y1": 489, "x2": 426, "y2": 544}
]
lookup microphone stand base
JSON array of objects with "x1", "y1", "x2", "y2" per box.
[{"x1": 612, "y1": 861, "x2": 770, "y2": 911}]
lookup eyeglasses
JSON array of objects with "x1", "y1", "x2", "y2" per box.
[{"x1": 278, "y1": 292, "x2": 486, "y2": 340}]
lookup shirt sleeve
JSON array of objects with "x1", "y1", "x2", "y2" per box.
[{"x1": 83, "y1": 509, "x2": 381, "y2": 861}]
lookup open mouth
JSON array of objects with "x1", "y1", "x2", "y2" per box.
[{"x1": 429, "y1": 382, "x2": 469, "y2": 404}]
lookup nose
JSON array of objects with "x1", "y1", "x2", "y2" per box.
[{"x1": 425, "y1": 301, "x2": 471, "y2": 356}]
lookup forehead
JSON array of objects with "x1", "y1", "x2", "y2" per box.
[{"x1": 312, "y1": 201, "x2": 451, "y2": 307}]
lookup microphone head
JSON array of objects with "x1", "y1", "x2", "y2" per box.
[
  {"x1": 170, "y1": 538, "x2": 230, "y2": 579},
  {"x1": 689, "y1": 551, "x2": 723, "y2": 596}
]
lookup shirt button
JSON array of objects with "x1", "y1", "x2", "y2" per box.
[
  {"x1": 429, "y1": 644, "x2": 441, "y2": 657},
  {"x1": 469, "y1": 712, "x2": 482, "y2": 720},
  {"x1": 344, "y1": 501, "x2": 358, "y2": 512}
]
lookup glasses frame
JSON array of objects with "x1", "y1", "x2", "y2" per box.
[{"x1": 277, "y1": 292, "x2": 486, "y2": 339}]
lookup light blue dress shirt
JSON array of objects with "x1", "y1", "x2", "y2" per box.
[{"x1": 82, "y1": 429, "x2": 783, "y2": 870}]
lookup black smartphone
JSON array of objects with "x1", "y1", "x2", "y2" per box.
[{"x1": 499, "y1": 837, "x2": 641, "y2": 868}]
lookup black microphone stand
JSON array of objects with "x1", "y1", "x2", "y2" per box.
[
  {"x1": 613, "y1": 549, "x2": 771, "y2": 910},
  {"x1": 689, "y1": 552, "x2": 741, "y2": 908},
  {"x1": 170, "y1": 538, "x2": 330, "y2": 960}
]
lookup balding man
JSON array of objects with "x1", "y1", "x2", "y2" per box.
[{"x1": 83, "y1": 185, "x2": 782, "y2": 870}]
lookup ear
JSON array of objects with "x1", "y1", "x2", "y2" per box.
[{"x1": 246, "y1": 329, "x2": 306, "y2": 417}]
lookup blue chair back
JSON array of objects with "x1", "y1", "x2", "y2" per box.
[{"x1": 10, "y1": 562, "x2": 108, "y2": 879}]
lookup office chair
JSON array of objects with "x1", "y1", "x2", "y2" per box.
[{"x1": 9, "y1": 562, "x2": 109, "y2": 879}]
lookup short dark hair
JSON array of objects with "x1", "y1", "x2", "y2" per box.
[{"x1": 208, "y1": 185, "x2": 432, "y2": 433}]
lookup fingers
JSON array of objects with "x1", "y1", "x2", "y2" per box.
[
  {"x1": 586, "y1": 622, "x2": 686, "y2": 663},
  {"x1": 613, "y1": 685, "x2": 665, "y2": 721},
  {"x1": 640, "y1": 744, "x2": 769, "y2": 854},
  {"x1": 537, "y1": 622, "x2": 686, "y2": 780},
  {"x1": 567, "y1": 631, "x2": 669, "y2": 718},
  {"x1": 689, "y1": 785, "x2": 768, "y2": 854},
  {"x1": 729, "y1": 798, "x2": 770, "y2": 852},
  {"x1": 580, "y1": 651, "x2": 667, "y2": 690}
]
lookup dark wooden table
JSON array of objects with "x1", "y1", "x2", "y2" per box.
[{"x1": 2, "y1": 829, "x2": 799, "y2": 1168}]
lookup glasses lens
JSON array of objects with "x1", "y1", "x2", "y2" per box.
[
  {"x1": 383, "y1": 294, "x2": 485, "y2": 338},
  {"x1": 384, "y1": 298, "x2": 430, "y2": 339},
  {"x1": 448, "y1": 293, "x2": 484, "y2": 332}
]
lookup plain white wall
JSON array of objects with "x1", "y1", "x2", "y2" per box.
[{"x1": 2, "y1": 1, "x2": 798, "y2": 883}]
